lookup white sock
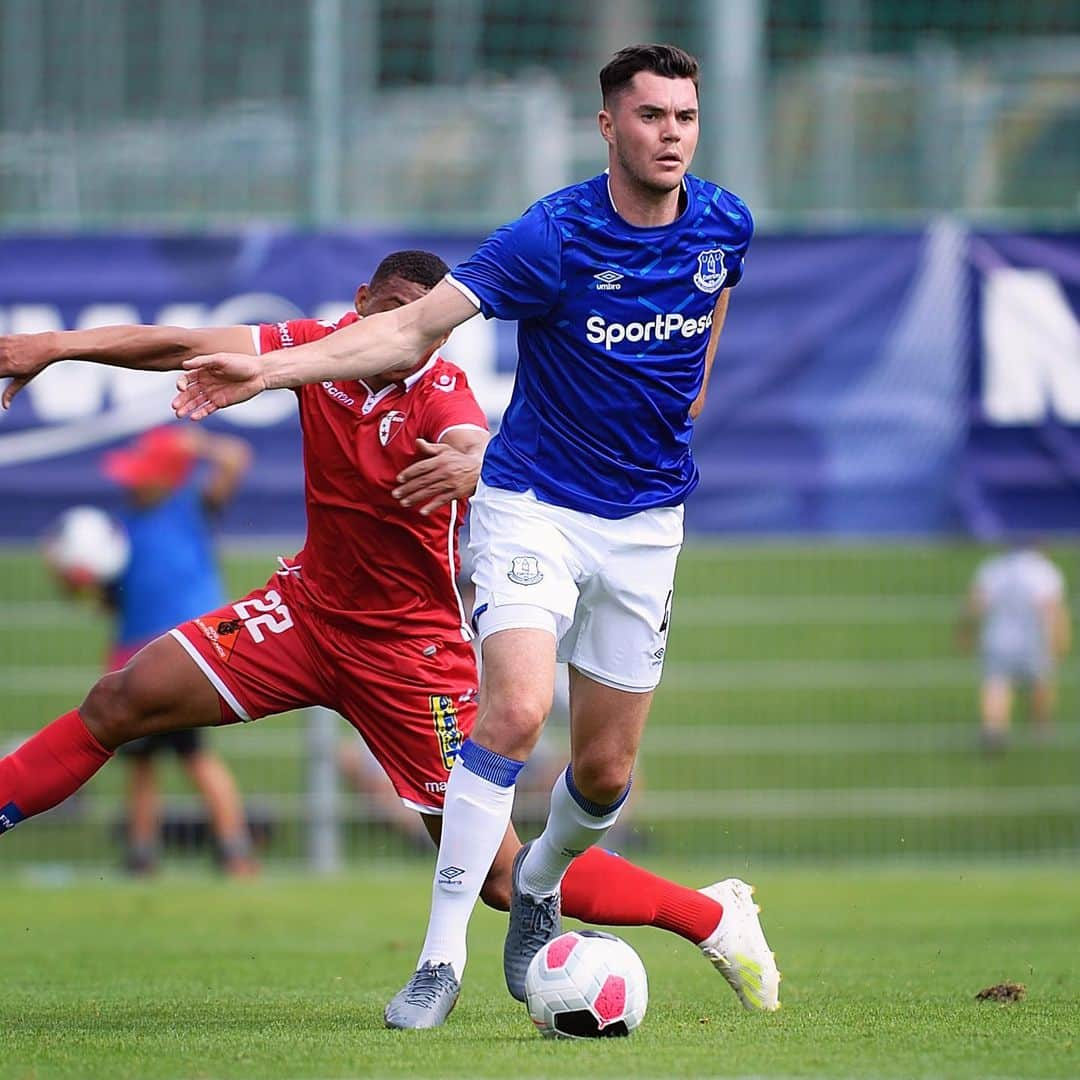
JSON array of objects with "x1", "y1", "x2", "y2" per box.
[
  {"x1": 518, "y1": 765, "x2": 630, "y2": 898},
  {"x1": 417, "y1": 739, "x2": 523, "y2": 980}
]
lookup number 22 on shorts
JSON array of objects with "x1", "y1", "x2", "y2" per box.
[{"x1": 232, "y1": 589, "x2": 294, "y2": 643}]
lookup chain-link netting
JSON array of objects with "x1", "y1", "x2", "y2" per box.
[{"x1": 1, "y1": 0, "x2": 1076, "y2": 226}]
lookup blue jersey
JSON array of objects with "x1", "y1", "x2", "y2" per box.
[
  {"x1": 448, "y1": 171, "x2": 752, "y2": 518},
  {"x1": 116, "y1": 481, "x2": 226, "y2": 646}
]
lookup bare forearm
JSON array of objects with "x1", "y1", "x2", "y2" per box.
[
  {"x1": 47, "y1": 325, "x2": 252, "y2": 371},
  {"x1": 261, "y1": 311, "x2": 428, "y2": 389},
  {"x1": 690, "y1": 290, "x2": 731, "y2": 420}
]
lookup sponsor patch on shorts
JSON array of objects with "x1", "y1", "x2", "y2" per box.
[
  {"x1": 194, "y1": 617, "x2": 243, "y2": 664},
  {"x1": 430, "y1": 694, "x2": 463, "y2": 771}
]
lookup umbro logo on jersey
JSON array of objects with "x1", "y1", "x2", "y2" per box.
[
  {"x1": 593, "y1": 269, "x2": 624, "y2": 291},
  {"x1": 693, "y1": 248, "x2": 729, "y2": 293},
  {"x1": 433, "y1": 374, "x2": 458, "y2": 393},
  {"x1": 378, "y1": 410, "x2": 406, "y2": 446}
]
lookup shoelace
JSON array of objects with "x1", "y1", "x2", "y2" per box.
[
  {"x1": 403, "y1": 964, "x2": 455, "y2": 1007},
  {"x1": 519, "y1": 894, "x2": 559, "y2": 949}
]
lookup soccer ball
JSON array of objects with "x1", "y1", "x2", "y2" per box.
[
  {"x1": 524, "y1": 930, "x2": 648, "y2": 1039},
  {"x1": 42, "y1": 506, "x2": 130, "y2": 587}
]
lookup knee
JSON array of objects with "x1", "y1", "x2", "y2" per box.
[
  {"x1": 569, "y1": 758, "x2": 632, "y2": 809},
  {"x1": 480, "y1": 697, "x2": 549, "y2": 757},
  {"x1": 79, "y1": 668, "x2": 152, "y2": 749}
]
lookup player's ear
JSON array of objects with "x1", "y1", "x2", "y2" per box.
[
  {"x1": 598, "y1": 108, "x2": 615, "y2": 145},
  {"x1": 354, "y1": 284, "x2": 370, "y2": 315}
]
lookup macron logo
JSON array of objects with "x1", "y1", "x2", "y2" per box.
[
  {"x1": 594, "y1": 270, "x2": 624, "y2": 292},
  {"x1": 321, "y1": 382, "x2": 356, "y2": 408}
]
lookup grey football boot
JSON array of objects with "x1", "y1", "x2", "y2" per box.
[
  {"x1": 504, "y1": 840, "x2": 562, "y2": 1001},
  {"x1": 383, "y1": 961, "x2": 461, "y2": 1030}
]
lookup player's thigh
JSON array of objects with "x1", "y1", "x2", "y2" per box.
[
  {"x1": 170, "y1": 581, "x2": 331, "y2": 723},
  {"x1": 81, "y1": 634, "x2": 225, "y2": 746},
  {"x1": 473, "y1": 628, "x2": 559, "y2": 758},
  {"x1": 335, "y1": 637, "x2": 478, "y2": 815},
  {"x1": 561, "y1": 507, "x2": 683, "y2": 693}
]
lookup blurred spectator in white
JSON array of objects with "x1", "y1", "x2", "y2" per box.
[{"x1": 957, "y1": 543, "x2": 1070, "y2": 752}]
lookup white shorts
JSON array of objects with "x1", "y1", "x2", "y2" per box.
[{"x1": 468, "y1": 480, "x2": 684, "y2": 693}]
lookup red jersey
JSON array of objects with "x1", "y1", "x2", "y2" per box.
[{"x1": 257, "y1": 314, "x2": 488, "y2": 641}]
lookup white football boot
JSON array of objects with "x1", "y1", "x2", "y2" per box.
[{"x1": 698, "y1": 878, "x2": 781, "y2": 1012}]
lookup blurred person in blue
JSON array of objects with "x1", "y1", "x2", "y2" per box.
[
  {"x1": 171, "y1": 43, "x2": 779, "y2": 1027},
  {"x1": 102, "y1": 425, "x2": 258, "y2": 875},
  {"x1": 957, "y1": 542, "x2": 1070, "y2": 753}
]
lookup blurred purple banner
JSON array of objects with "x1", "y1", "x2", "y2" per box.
[{"x1": 2, "y1": 226, "x2": 1078, "y2": 538}]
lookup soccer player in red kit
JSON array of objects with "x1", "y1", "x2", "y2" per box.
[{"x1": 0, "y1": 250, "x2": 737, "y2": 1023}]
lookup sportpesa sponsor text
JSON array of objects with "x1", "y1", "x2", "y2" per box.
[{"x1": 585, "y1": 310, "x2": 714, "y2": 352}]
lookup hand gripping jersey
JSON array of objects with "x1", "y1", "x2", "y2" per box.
[
  {"x1": 257, "y1": 314, "x2": 488, "y2": 641},
  {"x1": 447, "y1": 171, "x2": 752, "y2": 519}
]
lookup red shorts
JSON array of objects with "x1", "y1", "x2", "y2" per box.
[{"x1": 171, "y1": 576, "x2": 477, "y2": 812}]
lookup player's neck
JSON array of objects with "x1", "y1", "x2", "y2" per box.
[
  {"x1": 607, "y1": 170, "x2": 685, "y2": 228},
  {"x1": 360, "y1": 374, "x2": 393, "y2": 393}
]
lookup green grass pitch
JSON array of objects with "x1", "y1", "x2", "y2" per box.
[{"x1": 3, "y1": 865, "x2": 1077, "y2": 1079}]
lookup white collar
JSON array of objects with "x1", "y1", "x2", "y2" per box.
[
  {"x1": 357, "y1": 353, "x2": 439, "y2": 402},
  {"x1": 402, "y1": 353, "x2": 439, "y2": 391},
  {"x1": 605, "y1": 168, "x2": 688, "y2": 220}
]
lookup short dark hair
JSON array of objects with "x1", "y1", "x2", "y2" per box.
[
  {"x1": 370, "y1": 249, "x2": 449, "y2": 292},
  {"x1": 600, "y1": 43, "x2": 700, "y2": 103}
]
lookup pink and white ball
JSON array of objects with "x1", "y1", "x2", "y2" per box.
[{"x1": 524, "y1": 930, "x2": 648, "y2": 1039}]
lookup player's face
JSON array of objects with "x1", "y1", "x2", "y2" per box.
[
  {"x1": 355, "y1": 276, "x2": 442, "y2": 382},
  {"x1": 600, "y1": 72, "x2": 699, "y2": 195}
]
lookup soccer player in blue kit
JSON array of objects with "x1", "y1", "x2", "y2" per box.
[{"x1": 172, "y1": 43, "x2": 781, "y2": 1028}]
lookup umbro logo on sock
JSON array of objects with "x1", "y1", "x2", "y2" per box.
[{"x1": 438, "y1": 866, "x2": 465, "y2": 883}]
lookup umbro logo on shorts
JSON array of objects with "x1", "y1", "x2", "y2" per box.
[{"x1": 507, "y1": 556, "x2": 543, "y2": 585}]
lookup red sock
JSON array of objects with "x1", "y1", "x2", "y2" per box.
[
  {"x1": 560, "y1": 847, "x2": 723, "y2": 945},
  {"x1": 0, "y1": 710, "x2": 112, "y2": 833}
]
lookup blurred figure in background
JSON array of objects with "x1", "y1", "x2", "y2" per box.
[
  {"x1": 957, "y1": 542, "x2": 1070, "y2": 752},
  {"x1": 102, "y1": 426, "x2": 257, "y2": 874}
]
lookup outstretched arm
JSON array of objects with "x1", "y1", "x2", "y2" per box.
[
  {"x1": 689, "y1": 290, "x2": 731, "y2": 421},
  {"x1": 174, "y1": 281, "x2": 478, "y2": 421},
  {"x1": 0, "y1": 324, "x2": 255, "y2": 409}
]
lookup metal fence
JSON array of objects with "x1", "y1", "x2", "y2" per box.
[
  {"x1": 3, "y1": 542, "x2": 1078, "y2": 871},
  {"x1": 0, "y1": 0, "x2": 1077, "y2": 227}
]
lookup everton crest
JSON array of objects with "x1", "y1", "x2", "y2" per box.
[
  {"x1": 507, "y1": 555, "x2": 543, "y2": 585},
  {"x1": 693, "y1": 248, "x2": 728, "y2": 293}
]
